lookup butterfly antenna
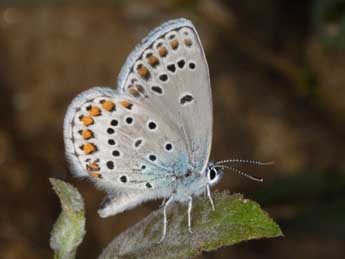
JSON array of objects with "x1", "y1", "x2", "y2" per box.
[
  {"x1": 215, "y1": 159, "x2": 274, "y2": 166},
  {"x1": 215, "y1": 165, "x2": 264, "y2": 182}
]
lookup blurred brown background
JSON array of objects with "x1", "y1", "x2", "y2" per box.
[{"x1": 1, "y1": 0, "x2": 345, "y2": 258}]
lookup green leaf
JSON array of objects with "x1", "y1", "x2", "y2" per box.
[
  {"x1": 99, "y1": 191, "x2": 283, "y2": 259},
  {"x1": 49, "y1": 178, "x2": 86, "y2": 259}
]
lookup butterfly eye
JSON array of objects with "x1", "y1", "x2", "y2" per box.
[
  {"x1": 207, "y1": 166, "x2": 221, "y2": 185},
  {"x1": 206, "y1": 166, "x2": 224, "y2": 186},
  {"x1": 209, "y1": 168, "x2": 217, "y2": 181}
]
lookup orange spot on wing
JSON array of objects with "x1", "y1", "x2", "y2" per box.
[
  {"x1": 81, "y1": 143, "x2": 97, "y2": 154},
  {"x1": 158, "y1": 47, "x2": 168, "y2": 57},
  {"x1": 80, "y1": 116, "x2": 94, "y2": 126},
  {"x1": 137, "y1": 64, "x2": 150, "y2": 80},
  {"x1": 88, "y1": 106, "x2": 101, "y2": 116},
  {"x1": 147, "y1": 54, "x2": 159, "y2": 67},
  {"x1": 101, "y1": 100, "x2": 115, "y2": 112},
  {"x1": 87, "y1": 162, "x2": 100, "y2": 171},
  {"x1": 79, "y1": 129, "x2": 94, "y2": 140},
  {"x1": 170, "y1": 39, "x2": 179, "y2": 50},
  {"x1": 184, "y1": 38, "x2": 192, "y2": 47},
  {"x1": 119, "y1": 100, "x2": 133, "y2": 110}
]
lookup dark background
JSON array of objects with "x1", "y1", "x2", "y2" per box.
[{"x1": 1, "y1": 0, "x2": 345, "y2": 258}]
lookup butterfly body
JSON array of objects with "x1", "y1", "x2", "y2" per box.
[{"x1": 64, "y1": 18, "x2": 224, "y2": 240}]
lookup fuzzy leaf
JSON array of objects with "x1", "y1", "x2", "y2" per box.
[
  {"x1": 50, "y1": 178, "x2": 86, "y2": 259},
  {"x1": 99, "y1": 191, "x2": 283, "y2": 259}
]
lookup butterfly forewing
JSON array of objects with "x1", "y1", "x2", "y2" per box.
[{"x1": 119, "y1": 18, "x2": 213, "y2": 175}]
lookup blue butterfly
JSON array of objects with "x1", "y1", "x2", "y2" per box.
[{"x1": 64, "y1": 18, "x2": 268, "y2": 242}]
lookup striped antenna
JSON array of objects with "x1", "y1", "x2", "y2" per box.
[
  {"x1": 214, "y1": 164, "x2": 264, "y2": 182},
  {"x1": 215, "y1": 159, "x2": 274, "y2": 166}
]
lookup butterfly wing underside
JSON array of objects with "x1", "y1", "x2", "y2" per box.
[
  {"x1": 63, "y1": 18, "x2": 212, "y2": 217},
  {"x1": 118, "y1": 18, "x2": 213, "y2": 174}
]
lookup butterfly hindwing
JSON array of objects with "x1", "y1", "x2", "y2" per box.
[{"x1": 64, "y1": 87, "x2": 186, "y2": 192}]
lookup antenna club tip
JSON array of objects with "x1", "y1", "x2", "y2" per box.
[
  {"x1": 252, "y1": 176, "x2": 264, "y2": 182},
  {"x1": 262, "y1": 160, "x2": 275, "y2": 165}
]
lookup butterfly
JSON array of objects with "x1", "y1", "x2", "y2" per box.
[{"x1": 63, "y1": 18, "x2": 269, "y2": 242}]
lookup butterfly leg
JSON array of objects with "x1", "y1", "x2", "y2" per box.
[
  {"x1": 159, "y1": 198, "x2": 166, "y2": 208},
  {"x1": 158, "y1": 195, "x2": 174, "y2": 243},
  {"x1": 188, "y1": 196, "x2": 193, "y2": 234},
  {"x1": 207, "y1": 184, "x2": 215, "y2": 211}
]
